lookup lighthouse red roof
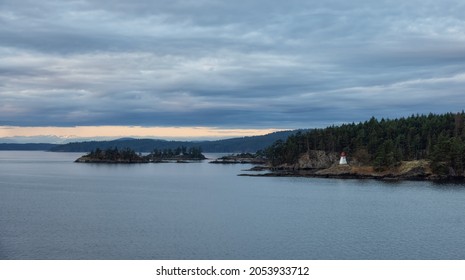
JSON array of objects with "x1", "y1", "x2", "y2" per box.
[{"x1": 341, "y1": 152, "x2": 346, "y2": 156}]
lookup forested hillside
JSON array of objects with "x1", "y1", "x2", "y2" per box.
[{"x1": 264, "y1": 112, "x2": 465, "y2": 175}]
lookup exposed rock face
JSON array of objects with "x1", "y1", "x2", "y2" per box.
[
  {"x1": 298, "y1": 150, "x2": 339, "y2": 169},
  {"x1": 313, "y1": 160, "x2": 434, "y2": 179},
  {"x1": 244, "y1": 156, "x2": 458, "y2": 181},
  {"x1": 307, "y1": 160, "x2": 436, "y2": 180},
  {"x1": 276, "y1": 150, "x2": 339, "y2": 170},
  {"x1": 244, "y1": 151, "x2": 465, "y2": 181}
]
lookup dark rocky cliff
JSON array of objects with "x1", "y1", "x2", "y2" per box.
[{"x1": 274, "y1": 150, "x2": 339, "y2": 170}]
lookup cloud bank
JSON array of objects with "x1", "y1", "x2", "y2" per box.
[{"x1": 1, "y1": 0, "x2": 465, "y2": 131}]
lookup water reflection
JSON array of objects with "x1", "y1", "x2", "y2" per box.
[{"x1": 1, "y1": 151, "x2": 465, "y2": 260}]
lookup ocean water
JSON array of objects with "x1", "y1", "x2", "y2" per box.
[{"x1": 1, "y1": 151, "x2": 465, "y2": 260}]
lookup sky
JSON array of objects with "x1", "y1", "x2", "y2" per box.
[{"x1": 1, "y1": 0, "x2": 465, "y2": 142}]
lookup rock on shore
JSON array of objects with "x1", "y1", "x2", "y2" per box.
[
  {"x1": 274, "y1": 151, "x2": 339, "y2": 170},
  {"x1": 314, "y1": 160, "x2": 433, "y2": 180},
  {"x1": 243, "y1": 149, "x2": 463, "y2": 181}
]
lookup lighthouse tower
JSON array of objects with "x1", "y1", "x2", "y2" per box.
[{"x1": 339, "y1": 152, "x2": 348, "y2": 165}]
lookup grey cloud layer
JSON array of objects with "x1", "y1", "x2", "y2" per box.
[{"x1": 1, "y1": 0, "x2": 465, "y2": 128}]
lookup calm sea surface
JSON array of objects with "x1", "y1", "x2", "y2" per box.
[{"x1": 1, "y1": 151, "x2": 465, "y2": 260}]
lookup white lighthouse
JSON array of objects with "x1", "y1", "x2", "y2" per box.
[{"x1": 339, "y1": 152, "x2": 348, "y2": 165}]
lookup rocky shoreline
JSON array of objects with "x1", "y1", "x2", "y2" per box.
[
  {"x1": 75, "y1": 148, "x2": 464, "y2": 181},
  {"x1": 240, "y1": 160, "x2": 464, "y2": 181}
]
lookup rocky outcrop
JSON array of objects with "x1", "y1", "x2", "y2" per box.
[
  {"x1": 303, "y1": 160, "x2": 434, "y2": 180},
  {"x1": 274, "y1": 150, "x2": 339, "y2": 170},
  {"x1": 267, "y1": 151, "x2": 442, "y2": 180},
  {"x1": 242, "y1": 158, "x2": 463, "y2": 181},
  {"x1": 298, "y1": 150, "x2": 340, "y2": 169}
]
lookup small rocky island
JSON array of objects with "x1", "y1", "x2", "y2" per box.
[
  {"x1": 75, "y1": 147, "x2": 148, "y2": 163},
  {"x1": 209, "y1": 153, "x2": 266, "y2": 164},
  {"x1": 75, "y1": 146, "x2": 206, "y2": 163}
]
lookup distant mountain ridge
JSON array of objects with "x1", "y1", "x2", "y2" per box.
[
  {"x1": 0, "y1": 130, "x2": 301, "y2": 153},
  {"x1": 51, "y1": 130, "x2": 299, "y2": 153},
  {"x1": 0, "y1": 143, "x2": 58, "y2": 151}
]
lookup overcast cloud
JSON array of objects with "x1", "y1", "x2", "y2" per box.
[{"x1": 1, "y1": 0, "x2": 465, "y2": 130}]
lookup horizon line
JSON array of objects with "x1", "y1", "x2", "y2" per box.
[{"x1": 0, "y1": 126, "x2": 290, "y2": 143}]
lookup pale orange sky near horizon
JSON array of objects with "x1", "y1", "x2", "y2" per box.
[{"x1": 0, "y1": 126, "x2": 284, "y2": 140}]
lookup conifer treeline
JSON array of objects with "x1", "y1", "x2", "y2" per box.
[
  {"x1": 264, "y1": 112, "x2": 465, "y2": 175},
  {"x1": 86, "y1": 146, "x2": 206, "y2": 161},
  {"x1": 88, "y1": 147, "x2": 141, "y2": 161},
  {"x1": 147, "y1": 146, "x2": 205, "y2": 160}
]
